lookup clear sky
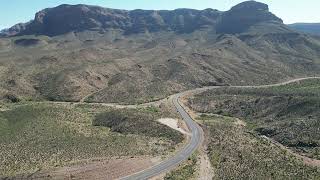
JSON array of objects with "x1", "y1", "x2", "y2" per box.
[{"x1": 1, "y1": 0, "x2": 319, "y2": 29}]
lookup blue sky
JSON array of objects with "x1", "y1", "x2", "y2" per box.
[{"x1": 1, "y1": 0, "x2": 319, "y2": 29}]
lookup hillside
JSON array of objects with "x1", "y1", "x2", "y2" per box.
[
  {"x1": 184, "y1": 78, "x2": 320, "y2": 178},
  {"x1": 288, "y1": 23, "x2": 320, "y2": 35},
  {"x1": 196, "y1": 114, "x2": 320, "y2": 179},
  {"x1": 0, "y1": 1, "x2": 320, "y2": 104},
  {"x1": 0, "y1": 102, "x2": 183, "y2": 177},
  {"x1": 187, "y1": 79, "x2": 320, "y2": 160}
]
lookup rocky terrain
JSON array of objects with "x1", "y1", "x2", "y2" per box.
[
  {"x1": 0, "y1": 1, "x2": 320, "y2": 104},
  {"x1": 1, "y1": 1, "x2": 284, "y2": 37},
  {"x1": 1, "y1": 1, "x2": 320, "y2": 178}
]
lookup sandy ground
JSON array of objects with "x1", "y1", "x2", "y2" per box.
[
  {"x1": 12, "y1": 156, "x2": 160, "y2": 180},
  {"x1": 197, "y1": 125, "x2": 214, "y2": 180},
  {"x1": 197, "y1": 151, "x2": 214, "y2": 180},
  {"x1": 158, "y1": 118, "x2": 190, "y2": 135},
  {"x1": 234, "y1": 118, "x2": 246, "y2": 127}
]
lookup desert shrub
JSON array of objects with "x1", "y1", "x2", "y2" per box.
[
  {"x1": 188, "y1": 79, "x2": 320, "y2": 158},
  {"x1": 3, "y1": 94, "x2": 20, "y2": 103},
  {"x1": 0, "y1": 104, "x2": 162, "y2": 177},
  {"x1": 206, "y1": 117, "x2": 320, "y2": 179},
  {"x1": 164, "y1": 153, "x2": 197, "y2": 180},
  {"x1": 93, "y1": 109, "x2": 184, "y2": 144}
]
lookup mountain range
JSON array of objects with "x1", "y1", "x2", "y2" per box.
[
  {"x1": 0, "y1": 1, "x2": 320, "y2": 104},
  {"x1": 1, "y1": 1, "x2": 285, "y2": 36},
  {"x1": 288, "y1": 23, "x2": 320, "y2": 35}
]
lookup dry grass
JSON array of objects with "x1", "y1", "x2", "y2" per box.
[
  {"x1": 198, "y1": 115, "x2": 320, "y2": 179},
  {"x1": 189, "y1": 79, "x2": 320, "y2": 159},
  {"x1": 0, "y1": 102, "x2": 182, "y2": 177}
]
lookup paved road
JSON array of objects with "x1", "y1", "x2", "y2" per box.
[
  {"x1": 121, "y1": 76, "x2": 320, "y2": 180},
  {"x1": 121, "y1": 93, "x2": 203, "y2": 180}
]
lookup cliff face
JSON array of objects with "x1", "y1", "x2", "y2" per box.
[
  {"x1": 2, "y1": 1, "x2": 284, "y2": 36},
  {"x1": 216, "y1": 1, "x2": 283, "y2": 33}
]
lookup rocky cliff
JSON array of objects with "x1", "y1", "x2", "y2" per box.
[{"x1": 2, "y1": 1, "x2": 284, "y2": 36}]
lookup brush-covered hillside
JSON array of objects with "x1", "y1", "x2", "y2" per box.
[
  {"x1": 1, "y1": 1, "x2": 320, "y2": 104},
  {"x1": 188, "y1": 78, "x2": 320, "y2": 160}
]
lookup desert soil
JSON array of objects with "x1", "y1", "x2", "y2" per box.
[
  {"x1": 197, "y1": 125, "x2": 214, "y2": 180},
  {"x1": 12, "y1": 156, "x2": 160, "y2": 180},
  {"x1": 157, "y1": 118, "x2": 190, "y2": 135}
]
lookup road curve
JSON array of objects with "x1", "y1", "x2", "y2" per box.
[
  {"x1": 121, "y1": 93, "x2": 203, "y2": 180},
  {"x1": 121, "y1": 76, "x2": 320, "y2": 180}
]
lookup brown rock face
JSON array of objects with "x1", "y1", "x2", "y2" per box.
[
  {"x1": 216, "y1": 1, "x2": 283, "y2": 34},
  {"x1": 2, "y1": 1, "x2": 284, "y2": 37}
]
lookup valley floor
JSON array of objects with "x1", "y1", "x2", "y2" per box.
[{"x1": 1, "y1": 77, "x2": 320, "y2": 179}]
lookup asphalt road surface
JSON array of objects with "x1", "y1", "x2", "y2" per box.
[
  {"x1": 121, "y1": 93, "x2": 203, "y2": 180},
  {"x1": 121, "y1": 76, "x2": 320, "y2": 180}
]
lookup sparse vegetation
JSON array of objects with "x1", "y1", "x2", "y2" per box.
[
  {"x1": 0, "y1": 102, "x2": 182, "y2": 177},
  {"x1": 164, "y1": 152, "x2": 198, "y2": 180},
  {"x1": 2, "y1": 94, "x2": 20, "y2": 103},
  {"x1": 145, "y1": 106, "x2": 160, "y2": 113},
  {"x1": 198, "y1": 115, "x2": 320, "y2": 179},
  {"x1": 1, "y1": 1, "x2": 320, "y2": 179},
  {"x1": 1, "y1": 26, "x2": 320, "y2": 104},
  {"x1": 188, "y1": 79, "x2": 320, "y2": 159},
  {"x1": 93, "y1": 108, "x2": 184, "y2": 145}
]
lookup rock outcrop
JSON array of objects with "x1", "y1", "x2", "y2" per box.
[
  {"x1": 2, "y1": 1, "x2": 285, "y2": 36},
  {"x1": 216, "y1": 1, "x2": 283, "y2": 33}
]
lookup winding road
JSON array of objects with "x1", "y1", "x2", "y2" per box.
[
  {"x1": 121, "y1": 93, "x2": 203, "y2": 180},
  {"x1": 121, "y1": 76, "x2": 320, "y2": 180}
]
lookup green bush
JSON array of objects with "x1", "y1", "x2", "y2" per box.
[
  {"x1": 164, "y1": 153, "x2": 197, "y2": 180},
  {"x1": 93, "y1": 109, "x2": 184, "y2": 144}
]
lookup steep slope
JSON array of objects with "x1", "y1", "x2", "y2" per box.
[
  {"x1": 216, "y1": 1, "x2": 284, "y2": 34},
  {"x1": 1, "y1": 4, "x2": 222, "y2": 37},
  {"x1": 1, "y1": 1, "x2": 284, "y2": 37},
  {"x1": 0, "y1": 1, "x2": 320, "y2": 104}
]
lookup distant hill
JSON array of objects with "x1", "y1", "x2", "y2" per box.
[
  {"x1": 288, "y1": 23, "x2": 320, "y2": 35},
  {"x1": 1, "y1": 1, "x2": 285, "y2": 37},
  {"x1": 0, "y1": 1, "x2": 320, "y2": 104}
]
